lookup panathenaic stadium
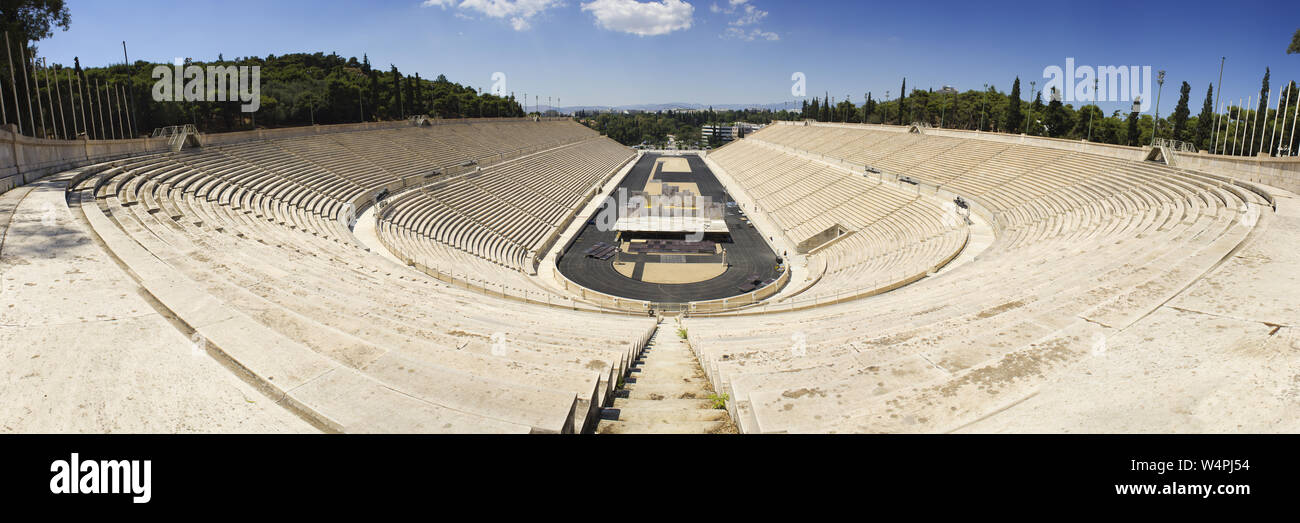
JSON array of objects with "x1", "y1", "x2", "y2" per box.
[{"x1": 2, "y1": 117, "x2": 1298, "y2": 434}]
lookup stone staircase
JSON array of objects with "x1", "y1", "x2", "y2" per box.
[{"x1": 597, "y1": 320, "x2": 737, "y2": 434}]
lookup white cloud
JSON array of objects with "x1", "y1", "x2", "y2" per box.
[
  {"x1": 722, "y1": 26, "x2": 777, "y2": 41},
  {"x1": 581, "y1": 0, "x2": 695, "y2": 36},
  {"x1": 730, "y1": 3, "x2": 765, "y2": 26},
  {"x1": 421, "y1": 0, "x2": 562, "y2": 31},
  {"x1": 714, "y1": 0, "x2": 777, "y2": 41}
]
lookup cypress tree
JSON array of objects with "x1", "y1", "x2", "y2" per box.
[
  {"x1": 898, "y1": 78, "x2": 907, "y2": 124},
  {"x1": 1007, "y1": 77, "x2": 1022, "y2": 134},
  {"x1": 1028, "y1": 90, "x2": 1044, "y2": 135},
  {"x1": 1193, "y1": 83, "x2": 1214, "y2": 150},
  {"x1": 390, "y1": 65, "x2": 402, "y2": 119},
  {"x1": 1171, "y1": 81, "x2": 1191, "y2": 142}
]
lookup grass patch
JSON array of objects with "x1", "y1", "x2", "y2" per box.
[{"x1": 707, "y1": 392, "x2": 729, "y2": 410}]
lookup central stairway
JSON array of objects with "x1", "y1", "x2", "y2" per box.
[{"x1": 597, "y1": 320, "x2": 737, "y2": 434}]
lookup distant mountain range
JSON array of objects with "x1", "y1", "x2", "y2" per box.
[{"x1": 533, "y1": 102, "x2": 797, "y2": 113}]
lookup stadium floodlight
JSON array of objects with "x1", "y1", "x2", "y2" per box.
[
  {"x1": 1026, "y1": 80, "x2": 1037, "y2": 135},
  {"x1": 980, "y1": 83, "x2": 988, "y2": 132},
  {"x1": 1150, "y1": 70, "x2": 1165, "y2": 146}
]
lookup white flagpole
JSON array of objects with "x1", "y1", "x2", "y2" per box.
[
  {"x1": 1261, "y1": 89, "x2": 1277, "y2": 155},
  {"x1": 1273, "y1": 85, "x2": 1289, "y2": 156},
  {"x1": 1248, "y1": 92, "x2": 1262, "y2": 156},
  {"x1": 1291, "y1": 86, "x2": 1300, "y2": 156},
  {"x1": 1238, "y1": 97, "x2": 1249, "y2": 156},
  {"x1": 1227, "y1": 98, "x2": 1237, "y2": 155},
  {"x1": 1232, "y1": 97, "x2": 1243, "y2": 155}
]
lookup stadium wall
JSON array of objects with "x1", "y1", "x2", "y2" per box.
[
  {"x1": 0, "y1": 125, "x2": 170, "y2": 195},
  {"x1": 0, "y1": 117, "x2": 575, "y2": 197},
  {"x1": 780, "y1": 121, "x2": 1300, "y2": 194}
]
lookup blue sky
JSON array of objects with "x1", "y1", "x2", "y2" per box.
[{"x1": 35, "y1": 0, "x2": 1300, "y2": 114}]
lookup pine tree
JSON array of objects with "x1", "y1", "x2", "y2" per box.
[
  {"x1": 1007, "y1": 77, "x2": 1022, "y2": 134},
  {"x1": 1193, "y1": 84, "x2": 1214, "y2": 150},
  {"x1": 1171, "y1": 81, "x2": 1191, "y2": 142}
]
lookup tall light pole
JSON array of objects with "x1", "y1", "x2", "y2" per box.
[
  {"x1": 940, "y1": 89, "x2": 950, "y2": 129},
  {"x1": 1150, "y1": 70, "x2": 1165, "y2": 146},
  {"x1": 1025, "y1": 80, "x2": 1036, "y2": 135},
  {"x1": 884, "y1": 90, "x2": 890, "y2": 126},
  {"x1": 978, "y1": 83, "x2": 988, "y2": 131},
  {"x1": 1087, "y1": 77, "x2": 1099, "y2": 141}
]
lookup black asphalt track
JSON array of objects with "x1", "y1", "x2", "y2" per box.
[{"x1": 557, "y1": 153, "x2": 783, "y2": 303}]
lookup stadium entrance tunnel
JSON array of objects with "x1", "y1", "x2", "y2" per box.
[{"x1": 556, "y1": 154, "x2": 785, "y2": 305}]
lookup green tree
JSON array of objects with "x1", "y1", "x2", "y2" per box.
[
  {"x1": 1027, "y1": 90, "x2": 1044, "y2": 135},
  {"x1": 1193, "y1": 83, "x2": 1214, "y2": 150},
  {"x1": 1044, "y1": 88, "x2": 1068, "y2": 137},
  {"x1": 898, "y1": 78, "x2": 907, "y2": 124},
  {"x1": 0, "y1": 1, "x2": 71, "y2": 132},
  {"x1": 1006, "y1": 77, "x2": 1022, "y2": 133},
  {"x1": 1289, "y1": 29, "x2": 1300, "y2": 54},
  {"x1": 0, "y1": 1, "x2": 70, "y2": 53},
  {"x1": 1126, "y1": 110, "x2": 1140, "y2": 146},
  {"x1": 1170, "y1": 81, "x2": 1191, "y2": 141},
  {"x1": 389, "y1": 65, "x2": 402, "y2": 119}
]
